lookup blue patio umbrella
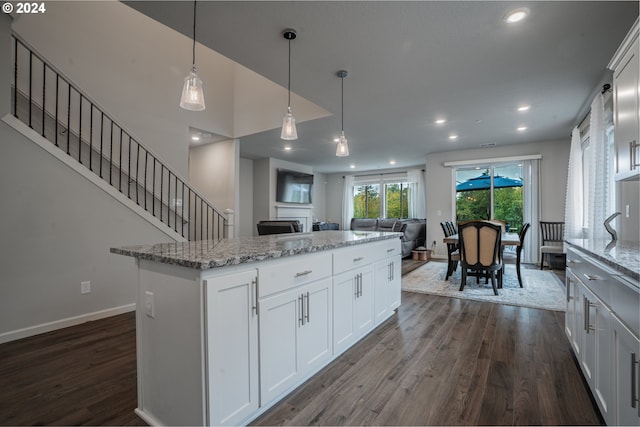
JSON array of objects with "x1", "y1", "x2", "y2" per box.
[{"x1": 456, "y1": 173, "x2": 523, "y2": 191}]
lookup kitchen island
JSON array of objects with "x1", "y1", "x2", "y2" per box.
[
  {"x1": 563, "y1": 238, "x2": 639, "y2": 426},
  {"x1": 111, "y1": 230, "x2": 402, "y2": 426}
]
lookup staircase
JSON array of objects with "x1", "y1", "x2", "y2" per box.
[{"x1": 9, "y1": 35, "x2": 228, "y2": 242}]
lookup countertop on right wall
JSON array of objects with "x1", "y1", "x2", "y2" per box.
[{"x1": 565, "y1": 238, "x2": 640, "y2": 281}]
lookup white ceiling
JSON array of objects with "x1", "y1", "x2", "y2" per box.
[{"x1": 126, "y1": 1, "x2": 639, "y2": 174}]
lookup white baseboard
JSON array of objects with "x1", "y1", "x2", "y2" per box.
[
  {"x1": 0, "y1": 304, "x2": 136, "y2": 344},
  {"x1": 135, "y1": 408, "x2": 165, "y2": 427}
]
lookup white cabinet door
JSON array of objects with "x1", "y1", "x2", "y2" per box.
[
  {"x1": 259, "y1": 287, "x2": 301, "y2": 405},
  {"x1": 613, "y1": 35, "x2": 639, "y2": 180},
  {"x1": 387, "y1": 256, "x2": 401, "y2": 311},
  {"x1": 374, "y1": 256, "x2": 402, "y2": 325},
  {"x1": 298, "y1": 278, "x2": 333, "y2": 375},
  {"x1": 566, "y1": 270, "x2": 583, "y2": 356},
  {"x1": 333, "y1": 269, "x2": 357, "y2": 355},
  {"x1": 205, "y1": 269, "x2": 259, "y2": 426},
  {"x1": 259, "y1": 277, "x2": 333, "y2": 405},
  {"x1": 354, "y1": 268, "x2": 374, "y2": 336},
  {"x1": 612, "y1": 315, "x2": 640, "y2": 426},
  {"x1": 582, "y1": 284, "x2": 613, "y2": 424},
  {"x1": 333, "y1": 266, "x2": 373, "y2": 355}
]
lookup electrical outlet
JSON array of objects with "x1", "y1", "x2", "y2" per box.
[
  {"x1": 145, "y1": 291, "x2": 155, "y2": 318},
  {"x1": 80, "y1": 281, "x2": 91, "y2": 294}
]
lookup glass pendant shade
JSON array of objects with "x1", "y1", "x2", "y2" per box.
[
  {"x1": 281, "y1": 106, "x2": 298, "y2": 140},
  {"x1": 336, "y1": 131, "x2": 349, "y2": 157},
  {"x1": 180, "y1": 67, "x2": 205, "y2": 111}
]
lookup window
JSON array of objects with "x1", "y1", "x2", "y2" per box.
[{"x1": 351, "y1": 172, "x2": 416, "y2": 219}]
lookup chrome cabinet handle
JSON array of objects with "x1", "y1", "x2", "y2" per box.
[
  {"x1": 251, "y1": 278, "x2": 258, "y2": 316},
  {"x1": 295, "y1": 270, "x2": 312, "y2": 278},
  {"x1": 391, "y1": 261, "x2": 394, "y2": 281},
  {"x1": 584, "y1": 297, "x2": 596, "y2": 334},
  {"x1": 305, "y1": 292, "x2": 310, "y2": 323},
  {"x1": 386, "y1": 248, "x2": 395, "y2": 253},
  {"x1": 583, "y1": 273, "x2": 602, "y2": 281},
  {"x1": 353, "y1": 257, "x2": 364, "y2": 262},
  {"x1": 566, "y1": 280, "x2": 571, "y2": 303},
  {"x1": 632, "y1": 352, "x2": 639, "y2": 411},
  {"x1": 630, "y1": 140, "x2": 638, "y2": 170},
  {"x1": 298, "y1": 294, "x2": 304, "y2": 326}
]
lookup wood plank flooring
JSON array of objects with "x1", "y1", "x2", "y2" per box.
[
  {"x1": 0, "y1": 312, "x2": 145, "y2": 426},
  {"x1": 0, "y1": 292, "x2": 601, "y2": 426},
  {"x1": 253, "y1": 292, "x2": 602, "y2": 426}
]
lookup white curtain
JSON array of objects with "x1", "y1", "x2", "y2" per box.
[
  {"x1": 564, "y1": 127, "x2": 584, "y2": 239},
  {"x1": 522, "y1": 159, "x2": 540, "y2": 264},
  {"x1": 342, "y1": 175, "x2": 354, "y2": 230},
  {"x1": 586, "y1": 94, "x2": 612, "y2": 240},
  {"x1": 406, "y1": 169, "x2": 426, "y2": 219}
]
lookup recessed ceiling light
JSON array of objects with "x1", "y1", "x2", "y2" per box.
[
  {"x1": 517, "y1": 105, "x2": 530, "y2": 112},
  {"x1": 350, "y1": 164, "x2": 356, "y2": 169},
  {"x1": 284, "y1": 146, "x2": 292, "y2": 151},
  {"x1": 435, "y1": 119, "x2": 446, "y2": 124},
  {"x1": 448, "y1": 134, "x2": 458, "y2": 140},
  {"x1": 517, "y1": 126, "x2": 528, "y2": 132},
  {"x1": 504, "y1": 7, "x2": 529, "y2": 24},
  {"x1": 389, "y1": 160, "x2": 396, "y2": 165},
  {"x1": 191, "y1": 135, "x2": 200, "y2": 141}
]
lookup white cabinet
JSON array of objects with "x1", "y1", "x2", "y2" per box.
[
  {"x1": 333, "y1": 266, "x2": 374, "y2": 355},
  {"x1": 612, "y1": 315, "x2": 640, "y2": 426},
  {"x1": 580, "y1": 283, "x2": 613, "y2": 422},
  {"x1": 204, "y1": 269, "x2": 259, "y2": 426},
  {"x1": 565, "y1": 269, "x2": 583, "y2": 357},
  {"x1": 609, "y1": 20, "x2": 639, "y2": 181},
  {"x1": 259, "y1": 277, "x2": 332, "y2": 405},
  {"x1": 374, "y1": 255, "x2": 401, "y2": 325}
]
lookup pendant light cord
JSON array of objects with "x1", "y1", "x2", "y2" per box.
[
  {"x1": 191, "y1": 0, "x2": 197, "y2": 68},
  {"x1": 287, "y1": 37, "x2": 291, "y2": 107},
  {"x1": 341, "y1": 75, "x2": 344, "y2": 131}
]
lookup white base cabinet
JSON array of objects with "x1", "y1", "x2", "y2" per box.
[
  {"x1": 132, "y1": 236, "x2": 402, "y2": 426},
  {"x1": 566, "y1": 246, "x2": 639, "y2": 426},
  {"x1": 612, "y1": 315, "x2": 640, "y2": 426}
]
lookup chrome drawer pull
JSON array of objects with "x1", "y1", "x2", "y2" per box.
[
  {"x1": 295, "y1": 270, "x2": 312, "y2": 278},
  {"x1": 353, "y1": 257, "x2": 364, "y2": 262},
  {"x1": 583, "y1": 273, "x2": 602, "y2": 281},
  {"x1": 386, "y1": 248, "x2": 395, "y2": 253}
]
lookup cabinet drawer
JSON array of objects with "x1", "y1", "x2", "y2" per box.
[
  {"x1": 567, "y1": 248, "x2": 614, "y2": 306},
  {"x1": 259, "y1": 253, "x2": 332, "y2": 298},
  {"x1": 333, "y1": 245, "x2": 376, "y2": 275},
  {"x1": 611, "y1": 275, "x2": 640, "y2": 337},
  {"x1": 371, "y1": 239, "x2": 402, "y2": 261}
]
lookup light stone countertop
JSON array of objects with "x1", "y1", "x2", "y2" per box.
[
  {"x1": 564, "y1": 238, "x2": 640, "y2": 281},
  {"x1": 111, "y1": 230, "x2": 402, "y2": 270}
]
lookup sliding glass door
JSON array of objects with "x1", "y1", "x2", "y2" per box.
[{"x1": 455, "y1": 163, "x2": 523, "y2": 231}]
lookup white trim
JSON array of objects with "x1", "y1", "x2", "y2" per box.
[
  {"x1": 0, "y1": 304, "x2": 136, "y2": 344},
  {"x1": 607, "y1": 17, "x2": 639, "y2": 70},
  {"x1": 135, "y1": 409, "x2": 166, "y2": 427},
  {"x1": 2, "y1": 114, "x2": 187, "y2": 243},
  {"x1": 443, "y1": 154, "x2": 542, "y2": 167}
]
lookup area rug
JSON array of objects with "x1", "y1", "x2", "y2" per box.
[{"x1": 402, "y1": 261, "x2": 566, "y2": 311}]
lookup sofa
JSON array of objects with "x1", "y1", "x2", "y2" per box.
[{"x1": 350, "y1": 218, "x2": 426, "y2": 258}]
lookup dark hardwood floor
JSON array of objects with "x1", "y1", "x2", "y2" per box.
[
  {"x1": 0, "y1": 311, "x2": 145, "y2": 426},
  {"x1": 0, "y1": 290, "x2": 600, "y2": 426}
]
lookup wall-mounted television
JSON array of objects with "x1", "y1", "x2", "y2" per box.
[{"x1": 276, "y1": 169, "x2": 314, "y2": 204}]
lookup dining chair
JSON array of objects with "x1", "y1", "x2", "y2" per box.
[
  {"x1": 514, "y1": 222, "x2": 530, "y2": 287},
  {"x1": 539, "y1": 221, "x2": 565, "y2": 270},
  {"x1": 440, "y1": 221, "x2": 460, "y2": 280},
  {"x1": 458, "y1": 221, "x2": 503, "y2": 295}
]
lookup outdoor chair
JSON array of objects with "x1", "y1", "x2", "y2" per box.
[
  {"x1": 539, "y1": 221, "x2": 565, "y2": 270},
  {"x1": 458, "y1": 221, "x2": 503, "y2": 295}
]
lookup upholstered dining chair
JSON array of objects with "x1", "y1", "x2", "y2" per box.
[
  {"x1": 458, "y1": 221, "x2": 503, "y2": 295},
  {"x1": 440, "y1": 221, "x2": 460, "y2": 280},
  {"x1": 515, "y1": 223, "x2": 530, "y2": 287},
  {"x1": 539, "y1": 221, "x2": 565, "y2": 270}
]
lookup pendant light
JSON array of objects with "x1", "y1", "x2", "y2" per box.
[
  {"x1": 281, "y1": 29, "x2": 298, "y2": 140},
  {"x1": 336, "y1": 70, "x2": 350, "y2": 157},
  {"x1": 180, "y1": 0, "x2": 205, "y2": 111}
]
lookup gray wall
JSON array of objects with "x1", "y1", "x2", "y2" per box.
[
  {"x1": 239, "y1": 157, "x2": 254, "y2": 237},
  {"x1": 0, "y1": 121, "x2": 175, "y2": 338}
]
